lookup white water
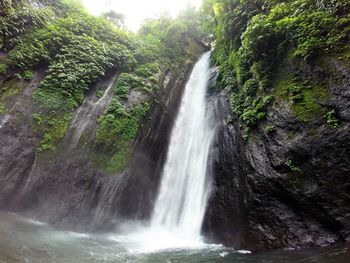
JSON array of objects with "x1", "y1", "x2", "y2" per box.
[
  {"x1": 151, "y1": 51, "x2": 214, "y2": 238},
  {"x1": 0, "y1": 114, "x2": 11, "y2": 129},
  {"x1": 120, "y1": 52, "x2": 216, "y2": 252},
  {"x1": 66, "y1": 75, "x2": 117, "y2": 149}
]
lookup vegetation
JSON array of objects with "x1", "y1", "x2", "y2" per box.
[
  {"x1": 138, "y1": 7, "x2": 205, "y2": 68},
  {"x1": 33, "y1": 113, "x2": 73, "y2": 152},
  {"x1": 264, "y1": 125, "x2": 276, "y2": 135},
  {"x1": 94, "y1": 102, "x2": 150, "y2": 173},
  {"x1": 324, "y1": 109, "x2": 340, "y2": 128},
  {"x1": 0, "y1": 5, "x2": 54, "y2": 51},
  {"x1": 0, "y1": 64, "x2": 7, "y2": 75},
  {"x1": 0, "y1": 0, "x2": 348, "y2": 176},
  {"x1": 274, "y1": 71, "x2": 329, "y2": 122},
  {"x1": 202, "y1": 0, "x2": 350, "y2": 129},
  {"x1": 0, "y1": 102, "x2": 5, "y2": 114},
  {"x1": 285, "y1": 159, "x2": 301, "y2": 173},
  {"x1": 0, "y1": 0, "x2": 205, "y2": 173}
]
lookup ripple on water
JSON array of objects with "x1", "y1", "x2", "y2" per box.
[{"x1": 1, "y1": 212, "x2": 350, "y2": 263}]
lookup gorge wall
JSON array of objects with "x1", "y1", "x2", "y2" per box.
[
  {"x1": 0, "y1": 49, "x2": 206, "y2": 230},
  {"x1": 1, "y1": 0, "x2": 350, "y2": 254},
  {"x1": 0, "y1": 0, "x2": 208, "y2": 231},
  {"x1": 203, "y1": 54, "x2": 350, "y2": 252}
]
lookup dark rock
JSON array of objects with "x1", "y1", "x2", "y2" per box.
[
  {"x1": 203, "y1": 57, "x2": 350, "y2": 251},
  {"x1": 117, "y1": 61, "x2": 200, "y2": 220},
  {"x1": 0, "y1": 52, "x2": 205, "y2": 231}
]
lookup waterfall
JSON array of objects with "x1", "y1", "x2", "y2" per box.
[
  {"x1": 151, "y1": 51, "x2": 214, "y2": 238},
  {"x1": 120, "y1": 52, "x2": 216, "y2": 251},
  {"x1": 64, "y1": 74, "x2": 117, "y2": 149}
]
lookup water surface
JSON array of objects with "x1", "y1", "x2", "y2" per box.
[{"x1": 0, "y1": 212, "x2": 349, "y2": 263}]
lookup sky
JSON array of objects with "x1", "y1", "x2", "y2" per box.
[{"x1": 81, "y1": 0, "x2": 203, "y2": 31}]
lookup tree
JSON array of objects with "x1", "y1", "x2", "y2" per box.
[{"x1": 103, "y1": 10, "x2": 125, "y2": 28}]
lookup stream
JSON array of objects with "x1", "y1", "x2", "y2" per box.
[{"x1": 0, "y1": 212, "x2": 349, "y2": 263}]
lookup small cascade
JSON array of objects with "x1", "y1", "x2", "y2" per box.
[
  {"x1": 65, "y1": 74, "x2": 117, "y2": 149},
  {"x1": 0, "y1": 101, "x2": 21, "y2": 130},
  {"x1": 0, "y1": 114, "x2": 11, "y2": 129}
]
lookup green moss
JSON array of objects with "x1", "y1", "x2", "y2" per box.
[
  {"x1": 292, "y1": 86, "x2": 328, "y2": 121},
  {"x1": 106, "y1": 146, "x2": 131, "y2": 173},
  {"x1": 14, "y1": 70, "x2": 34, "y2": 81},
  {"x1": 115, "y1": 67, "x2": 159, "y2": 99},
  {"x1": 285, "y1": 159, "x2": 301, "y2": 173},
  {"x1": 22, "y1": 70, "x2": 33, "y2": 80},
  {"x1": 92, "y1": 145, "x2": 131, "y2": 174},
  {"x1": 0, "y1": 102, "x2": 5, "y2": 114},
  {"x1": 238, "y1": 95, "x2": 274, "y2": 127},
  {"x1": 115, "y1": 73, "x2": 132, "y2": 99},
  {"x1": 209, "y1": 0, "x2": 349, "y2": 128},
  {"x1": 33, "y1": 113, "x2": 73, "y2": 152},
  {"x1": 264, "y1": 125, "x2": 276, "y2": 134},
  {"x1": 135, "y1": 63, "x2": 160, "y2": 78},
  {"x1": 324, "y1": 109, "x2": 340, "y2": 128},
  {"x1": 96, "y1": 90, "x2": 104, "y2": 98},
  {"x1": 274, "y1": 70, "x2": 329, "y2": 122},
  {"x1": 340, "y1": 48, "x2": 350, "y2": 59},
  {"x1": 0, "y1": 64, "x2": 7, "y2": 75},
  {"x1": 0, "y1": 79, "x2": 22, "y2": 100},
  {"x1": 287, "y1": 131, "x2": 297, "y2": 141},
  {"x1": 242, "y1": 127, "x2": 251, "y2": 141},
  {"x1": 93, "y1": 101, "x2": 149, "y2": 173},
  {"x1": 307, "y1": 126, "x2": 319, "y2": 137}
]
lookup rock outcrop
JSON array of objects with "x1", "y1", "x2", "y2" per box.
[
  {"x1": 0, "y1": 43, "x2": 208, "y2": 231},
  {"x1": 203, "y1": 56, "x2": 350, "y2": 251}
]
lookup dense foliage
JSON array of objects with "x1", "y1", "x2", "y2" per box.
[
  {"x1": 93, "y1": 63, "x2": 159, "y2": 173},
  {"x1": 0, "y1": 0, "x2": 206, "y2": 173},
  {"x1": 138, "y1": 7, "x2": 205, "y2": 67},
  {"x1": 203, "y1": 0, "x2": 350, "y2": 129}
]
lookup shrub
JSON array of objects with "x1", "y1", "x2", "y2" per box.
[
  {"x1": 135, "y1": 63, "x2": 160, "y2": 78},
  {"x1": 95, "y1": 101, "x2": 150, "y2": 172},
  {"x1": 324, "y1": 109, "x2": 340, "y2": 128},
  {"x1": 35, "y1": 113, "x2": 73, "y2": 152},
  {"x1": 285, "y1": 159, "x2": 301, "y2": 173},
  {"x1": 0, "y1": 6, "x2": 54, "y2": 51},
  {"x1": 23, "y1": 70, "x2": 33, "y2": 80},
  {"x1": 264, "y1": 125, "x2": 276, "y2": 134},
  {"x1": 0, "y1": 64, "x2": 7, "y2": 75},
  {"x1": 0, "y1": 103, "x2": 5, "y2": 114},
  {"x1": 32, "y1": 35, "x2": 133, "y2": 109},
  {"x1": 209, "y1": 0, "x2": 350, "y2": 128}
]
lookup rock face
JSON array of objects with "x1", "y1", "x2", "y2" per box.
[
  {"x1": 203, "y1": 56, "x2": 350, "y2": 251},
  {"x1": 0, "y1": 46, "x2": 207, "y2": 231},
  {"x1": 0, "y1": 72, "x2": 126, "y2": 231},
  {"x1": 1, "y1": 43, "x2": 349, "y2": 252},
  {"x1": 117, "y1": 63, "x2": 198, "y2": 220}
]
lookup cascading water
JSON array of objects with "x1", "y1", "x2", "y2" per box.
[
  {"x1": 64, "y1": 75, "x2": 117, "y2": 149},
  {"x1": 120, "y1": 52, "x2": 216, "y2": 251},
  {"x1": 151, "y1": 51, "x2": 214, "y2": 238}
]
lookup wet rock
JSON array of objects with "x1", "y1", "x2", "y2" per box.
[
  {"x1": 117, "y1": 61, "x2": 200, "y2": 220},
  {"x1": 0, "y1": 49, "x2": 207, "y2": 231},
  {"x1": 203, "y1": 57, "x2": 350, "y2": 251}
]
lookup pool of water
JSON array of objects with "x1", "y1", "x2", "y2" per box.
[{"x1": 0, "y1": 211, "x2": 349, "y2": 263}]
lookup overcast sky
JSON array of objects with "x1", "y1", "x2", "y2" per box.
[{"x1": 81, "y1": 0, "x2": 203, "y2": 31}]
